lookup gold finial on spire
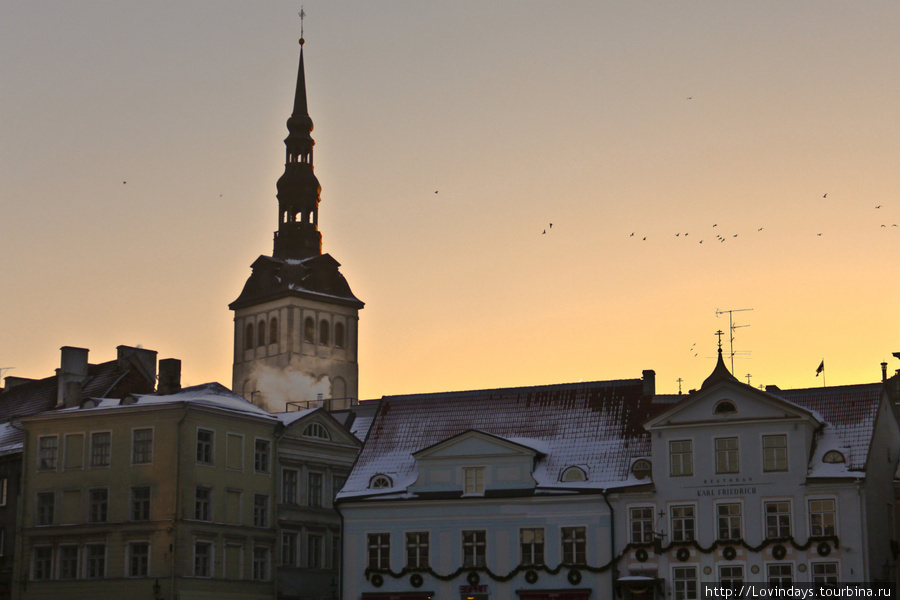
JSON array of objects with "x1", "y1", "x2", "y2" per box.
[{"x1": 299, "y1": 7, "x2": 306, "y2": 45}]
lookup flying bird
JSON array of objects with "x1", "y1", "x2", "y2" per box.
[
  {"x1": 542, "y1": 230, "x2": 546, "y2": 235},
  {"x1": 758, "y1": 228, "x2": 764, "y2": 232},
  {"x1": 817, "y1": 233, "x2": 822, "y2": 236},
  {"x1": 875, "y1": 205, "x2": 882, "y2": 209},
  {"x1": 823, "y1": 193, "x2": 827, "y2": 198},
  {"x1": 549, "y1": 223, "x2": 553, "y2": 228},
  {"x1": 630, "y1": 232, "x2": 635, "y2": 237},
  {"x1": 642, "y1": 237, "x2": 647, "y2": 241}
]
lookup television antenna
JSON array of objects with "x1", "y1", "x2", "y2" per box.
[{"x1": 715, "y1": 308, "x2": 753, "y2": 372}]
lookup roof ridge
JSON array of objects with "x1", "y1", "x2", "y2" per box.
[{"x1": 382, "y1": 377, "x2": 644, "y2": 402}]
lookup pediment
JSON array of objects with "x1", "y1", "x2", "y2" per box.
[
  {"x1": 645, "y1": 379, "x2": 818, "y2": 430},
  {"x1": 413, "y1": 429, "x2": 542, "y2": 460},
  {"x1": 282, "y1": 409, "x2": 362, "y2": 448}
]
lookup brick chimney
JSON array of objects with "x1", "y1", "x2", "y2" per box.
[
  {"x1": 157, "y1": 358, "x2": 182, "y2": 395},
  {"x1": 57, "y1": 346, "x2": 89, "y2": 407}
]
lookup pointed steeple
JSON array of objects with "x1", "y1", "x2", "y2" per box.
[
  {"x1": 702, "y1": 332, "x2": 740, "y2": 389},
  {"x1": 273, "y1": 36, "x2": 322, "y2": 260}
]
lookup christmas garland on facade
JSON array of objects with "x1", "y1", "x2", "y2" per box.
[{"x1": 364, "y1": 534, "x2": 841, "y2": 585}]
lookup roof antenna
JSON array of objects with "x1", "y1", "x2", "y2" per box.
[{"x1": 715, "y1": 308, "x2": 753, "y2": 372}]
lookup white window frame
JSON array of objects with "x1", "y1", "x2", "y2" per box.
[
  {"x1": 808, "y1": 498, "x2": 837, "y2": 537},
  {"x1": 37, "y1": 435, "x2": 59, "y2": 471},
  {"x1": 57, "y1": 544, "x2": 79, "y2": 580},
  {"x1": 282, "y1": 468, "x2": 298, "y2": 505},
  {"x1": 281, "y1": 531, "x2": 298, "y2": 567},
  {"x1": 367, "y1": 532, "x2": 390, "y2": 570},
  {"x1": 126, "y1": 540, "x2": 150, "y2": 578},
  {"x1": 766, "y1": 562, "x2": 794, "y2": 585},
  {"x1": 763, "y1": 499, "x2": 792, "y2": 539},
  {"x1": 669, "y1": 439, "x2": 693, "y2": 476},
  {"x1": 194, "y1": 540, "x2": 214, "y2": 578},
  {"x1": 90, "y1": 431, "x2": 111, "y2": 468},
  {"x1": 254, "y1": 438, "x2": 271, "y2": 474},
  {"x1": 131, "y1": 427, "x2": 154, "y2": 465},
  {"x1": 519, "y1": 527, "x2": 545, "y2": 566},
  {"x1": 462, "y1": 529, "x2": 486, "y2": 568},
  {"x1": 32, "y1": 546, "x2": 53, "y2": 580},
  {"x1": 715, "y1": 437, "x2": 740, "y2": 474},
  {"x1": 463, "y1": 466, "x2": 485, "y2": 495},
  {"x1": 669, "y1": 503, "x2": 696, "y2": 542},
  {"x1": 715, "y1": 501, "x2": 743, "y2": 541},
  {"x1": 629, "y1": 505, "x2": 656, "y2": 544},
  {"x1": 405, "y1": 531, "x2": 429, "y2": 569},
  {"x1": 196, "y1": 428, "x2": 215, "y2": 466},
  {"x1": 762, "y1": 434, "x2": 788, "y2": 472},
  {"x1": 561, "y1": 525, "x2": 586, "y2": 565},
  {"x1": 672, "y1": 565, "x2": 698, "y2": 600},
  {"x1": 85, "y1": 543, "x2": 106, "y2": 579}
]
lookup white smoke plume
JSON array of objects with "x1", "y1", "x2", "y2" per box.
[{"x1": 253, "y1": 364, "x2": 330, "y2": 410}]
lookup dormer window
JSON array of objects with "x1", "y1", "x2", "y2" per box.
[
  {"x1": 714, "y1": 400, "x2": 737, "y2": 415},
  {"x1": 823, "y1": 450, "x2": 845, "y2": 464},
  {"x1": 369, "y1": 475, "x2": 392, "y2": 489},
  {"x1": 631, "y1": 459, "x2": 652, "y2": 480},
  {"x1": 302, "y1": 423, "x2": 330, "y2": 441},
  {"x1": 463, "y1": 467, "x2": 485, "y2": 495},
  {"x1": 560, "y1": 466, "x2": 587, "y2": 482}
]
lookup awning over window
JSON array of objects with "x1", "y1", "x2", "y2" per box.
[{"x1": 515, "y1": 589, "x2": 592, "y2": 600}]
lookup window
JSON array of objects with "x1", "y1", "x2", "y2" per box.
[
  {"x1": 132, "y1": 486, "x2": 151, "y2": 521},
  {"x1": 369, "y1": 474, "x2": 392, "y2": 489},
  {"x1": 38, "y1": 436, "x2": 58, "y2": 470},
  {"x1": 89, "y1": 488, "x2": 108, "y2": 523},
  {"x1": 304, "y1": 317, "x2": 315, "y2": 343},
  {"x1": 717, "y1": 503, "x2": 742, "y2": 540},
  {"x1": 319, "y1": 320, "x2": 330, "y2": 345},
  {"x1": 562, "y1": 526, "x2": 586, "y2": 564},
  {"x1": 253, "y1": 494, "x2": 268, "y2": 527},
  {"x1": 335, "y1": 322, "x2": 345, "y2": 348},
  {"x1": 303, "y1": 423, "x2": 330, "y2": 440},
  {"x1": 670, "y1": 440, "x2": 693, "y2": 476},
  {"x1": 715, "y1": 437, "x2": 739, "y2": 474},
  {"x1": 462, "y1": 530, "x2": 486, "y2": 568},
  {"x1": 811, "y1": 562, "x2": 838, "y2": 584},
  {"x1": 59, "y1": 545, "x2": 79, "y2": 579},
  {"x1": 673, "y1": 566, "x2": 698, "y2": 600},
  {"x1": 768, "y1": 563, "x2": 793, "y2": 584},
  {"x1": 520, "y1": 528, "x2": 545, "y2": 566},
  {"x1": 809, "y1": 499, "x2": 836, "y2": 536},
  {"x1": 714, "y1": 400, "x2": 737, "y2": 414},
  {"x1": 823, "y1": 450, "x2": 845, "y2": 464},
  {"x1": 257, "y1": 320, "x2": 266, "y2": 347},
  {"x1": 254, "y1": 439, "x2": 270, "y2": 473},
  {"x1": 245, "y1": 323, "x2": 254, "y2": 350},
  {"x1": 765, "y1": 501, "x2": 791, "y2": 538},
  {"x1": 91, "y1": 432, "x2": 111, "y2": 467},
  {"x1": 561, "y1": 466, "x2": 587, "y2": 482},
  {"x1": 0, "y1": 478, "x2": 7, "y2": 506},
  {"x1": 368, "y1": 533, "x2": 390, "y2": 569},
  {"x1": 32, "y1": 547, "x2": 53, "y2": 580},
  {"x1": 763, "y1": 434, "x2": 788, "y2": 471},
  {"x1": 281, "y1": 532, "x2": 298, "y2": 567},
  {"x1": 307, "y1": 534, "x2": 323, "y2": 568},
  {"x1": 630, "y1": 507, "x2": 654, "y2": 543},
  {"x1": 195, "y1": 487, "x2": 212, "y2": 521},
  {"x1": 308, "y1": 472, "x2": 323, "y2": 508},
  {"x1": 333, "y1": 475, "x2": 346, "y2": 499},
  {"x1": 36, "y1": 492, "x2": 54, "y2": 526},
  {"x1": 719, "y1": 565, "x2": 743, "y2": 591},
  {"x1": 197, "y1": 429, "x2": 214, "y2": 465},
  {"x1": 269, "y1": 317, "x2": 278, "y2": 344},
  {"x1": 464, "y1": 467, "x2": 485, "y2": 495},
  {"x1": 671, "y1": 505, "x2": 696, "y2": 542},
  {"x1": 253, "y1": 546, "x2": 270, "y2": 580},
  {"x1": 86, "y1": 544, "x2": 106, "y2": 579},
  {"x1": 406, "y1": 532, "x2": 429, "y2": 568},
  {"x1": 128, "y1": 542, "x2": 150, "y2": 577},
  {"x1": 282, "y1": 469, "x2": 298, "y2": 505},
  {"x1": 132, "y1": 428, "x2": 153, "y2": 464},
  {"x1": 194, "y1": 541, "x2": 212, "y2": 577},
  {"x1": 632, "y1": 460, "x2": 651, "y2": 480}
]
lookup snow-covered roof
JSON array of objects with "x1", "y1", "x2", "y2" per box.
[{"x1": 338, "y1": 378, "x2": 661, "y2": 501}]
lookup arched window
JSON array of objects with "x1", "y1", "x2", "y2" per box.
[
  {"x1": 269, "y1": 317, "x2": 278, "y2": 344},
  {"x1": 304, "y1": 317, "x2": 315, "y2": 343},
  {"x1": 632, "y1": 459, "x2": 652, "y2": 480},
  {"x1": 257, "y1": 321, "x2": 266, "y2": 347},
  {"x1": 823, "y1": 450, "x2": 845, "y2": 464},
  {"x1": 303, "y1": 423, "x2": 330, "y2": 440},
  {"x1": 334, "y1": 322, "x2": 345, "y2": 349},
  {"x1": 369, "y1": 475, "x2": 392, "y2": 489},
  {"x1": 560, "y1": 466, "x2": 587, "y2": 482},
  {"x1": 245, "y1": 323, "x2": 254, "y2": 350},
  {"x1": 319, "y1": 320, "x2": 330, "y2": 345},
  {"x1": 714, "y1": 400, "x2": 736, "y2": 414}
]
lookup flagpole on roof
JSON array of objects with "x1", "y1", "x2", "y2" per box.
[{"x1": 816, "y1": 359, "x2": 825, "y2": 387}]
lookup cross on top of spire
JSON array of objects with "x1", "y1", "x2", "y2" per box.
[{"x1": 299, "y1": 7, "x2": 306, "y2": 45}]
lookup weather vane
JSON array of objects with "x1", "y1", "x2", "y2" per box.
[{"x1": 299, "y1": 7, "x2": 306, "y2": 45}]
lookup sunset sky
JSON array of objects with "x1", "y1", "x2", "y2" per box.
[{"x1": 2, "y1": 1, "x2": 899, "y2": 399}]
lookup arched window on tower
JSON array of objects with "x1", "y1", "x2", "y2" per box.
[
  {"x1": 257, "y1": 321, "x2": 266, "y2": 347},
  {"x1": 245, "y1": 323, "x2": 254, "y2": 350},
  {"x1": 269, "y1": 317, "x2": 278, "y2": 345},
  {"x1": 304, "y1": 317, "x2": 315, "y2": 343},
  {"x1": 334, "y1": 322, "x2": 345, "y2": 349},
  {"x1": 319, "y1": 320, "x2": 330, "y2": 345}
]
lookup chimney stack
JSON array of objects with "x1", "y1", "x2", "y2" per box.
[
  {"x1": 57, "y1": 346, "x2": 89, "y2": 407},
  {"x1": 642, "y1": 370, "x2": 656, "y2": 397},
  {"x1": 882, "y1": 362, "x2": 888, "y2": 382},
  {"x1": 157, "y1": 359, "x2": 182, "y2": 395},
  {"x1": 65, "y1": 380, "x2": 82, "y2": 408}
]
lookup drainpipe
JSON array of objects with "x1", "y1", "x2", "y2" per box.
[
  {"x1": 171, "y1": 404, "x2": 189, "y2": 600},
  {"x1": 858, "y1": 480, "x2": 869, "y2": 580},
  {"x1": 9, "y1": 418, "x2": 27, "y2": 600},
  {"x1": 602, "y1": 490, "x2": 616, "y2": 600}
]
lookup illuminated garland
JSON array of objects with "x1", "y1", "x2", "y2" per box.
[{"x1": 364, "y1": 535, "x2": 841, "y2": 585}]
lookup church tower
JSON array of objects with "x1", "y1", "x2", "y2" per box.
[{"x1": 230, "y1": 34, "x2": 364, "y2": 413}]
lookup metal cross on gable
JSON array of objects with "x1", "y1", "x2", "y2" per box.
[{"x1": 715, "y1": 329, "x2": 725, "y2": 350}]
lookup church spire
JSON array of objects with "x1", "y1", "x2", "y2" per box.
[{"x1": 273, "y1": 25, "x2": 322, "y2": 260}]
